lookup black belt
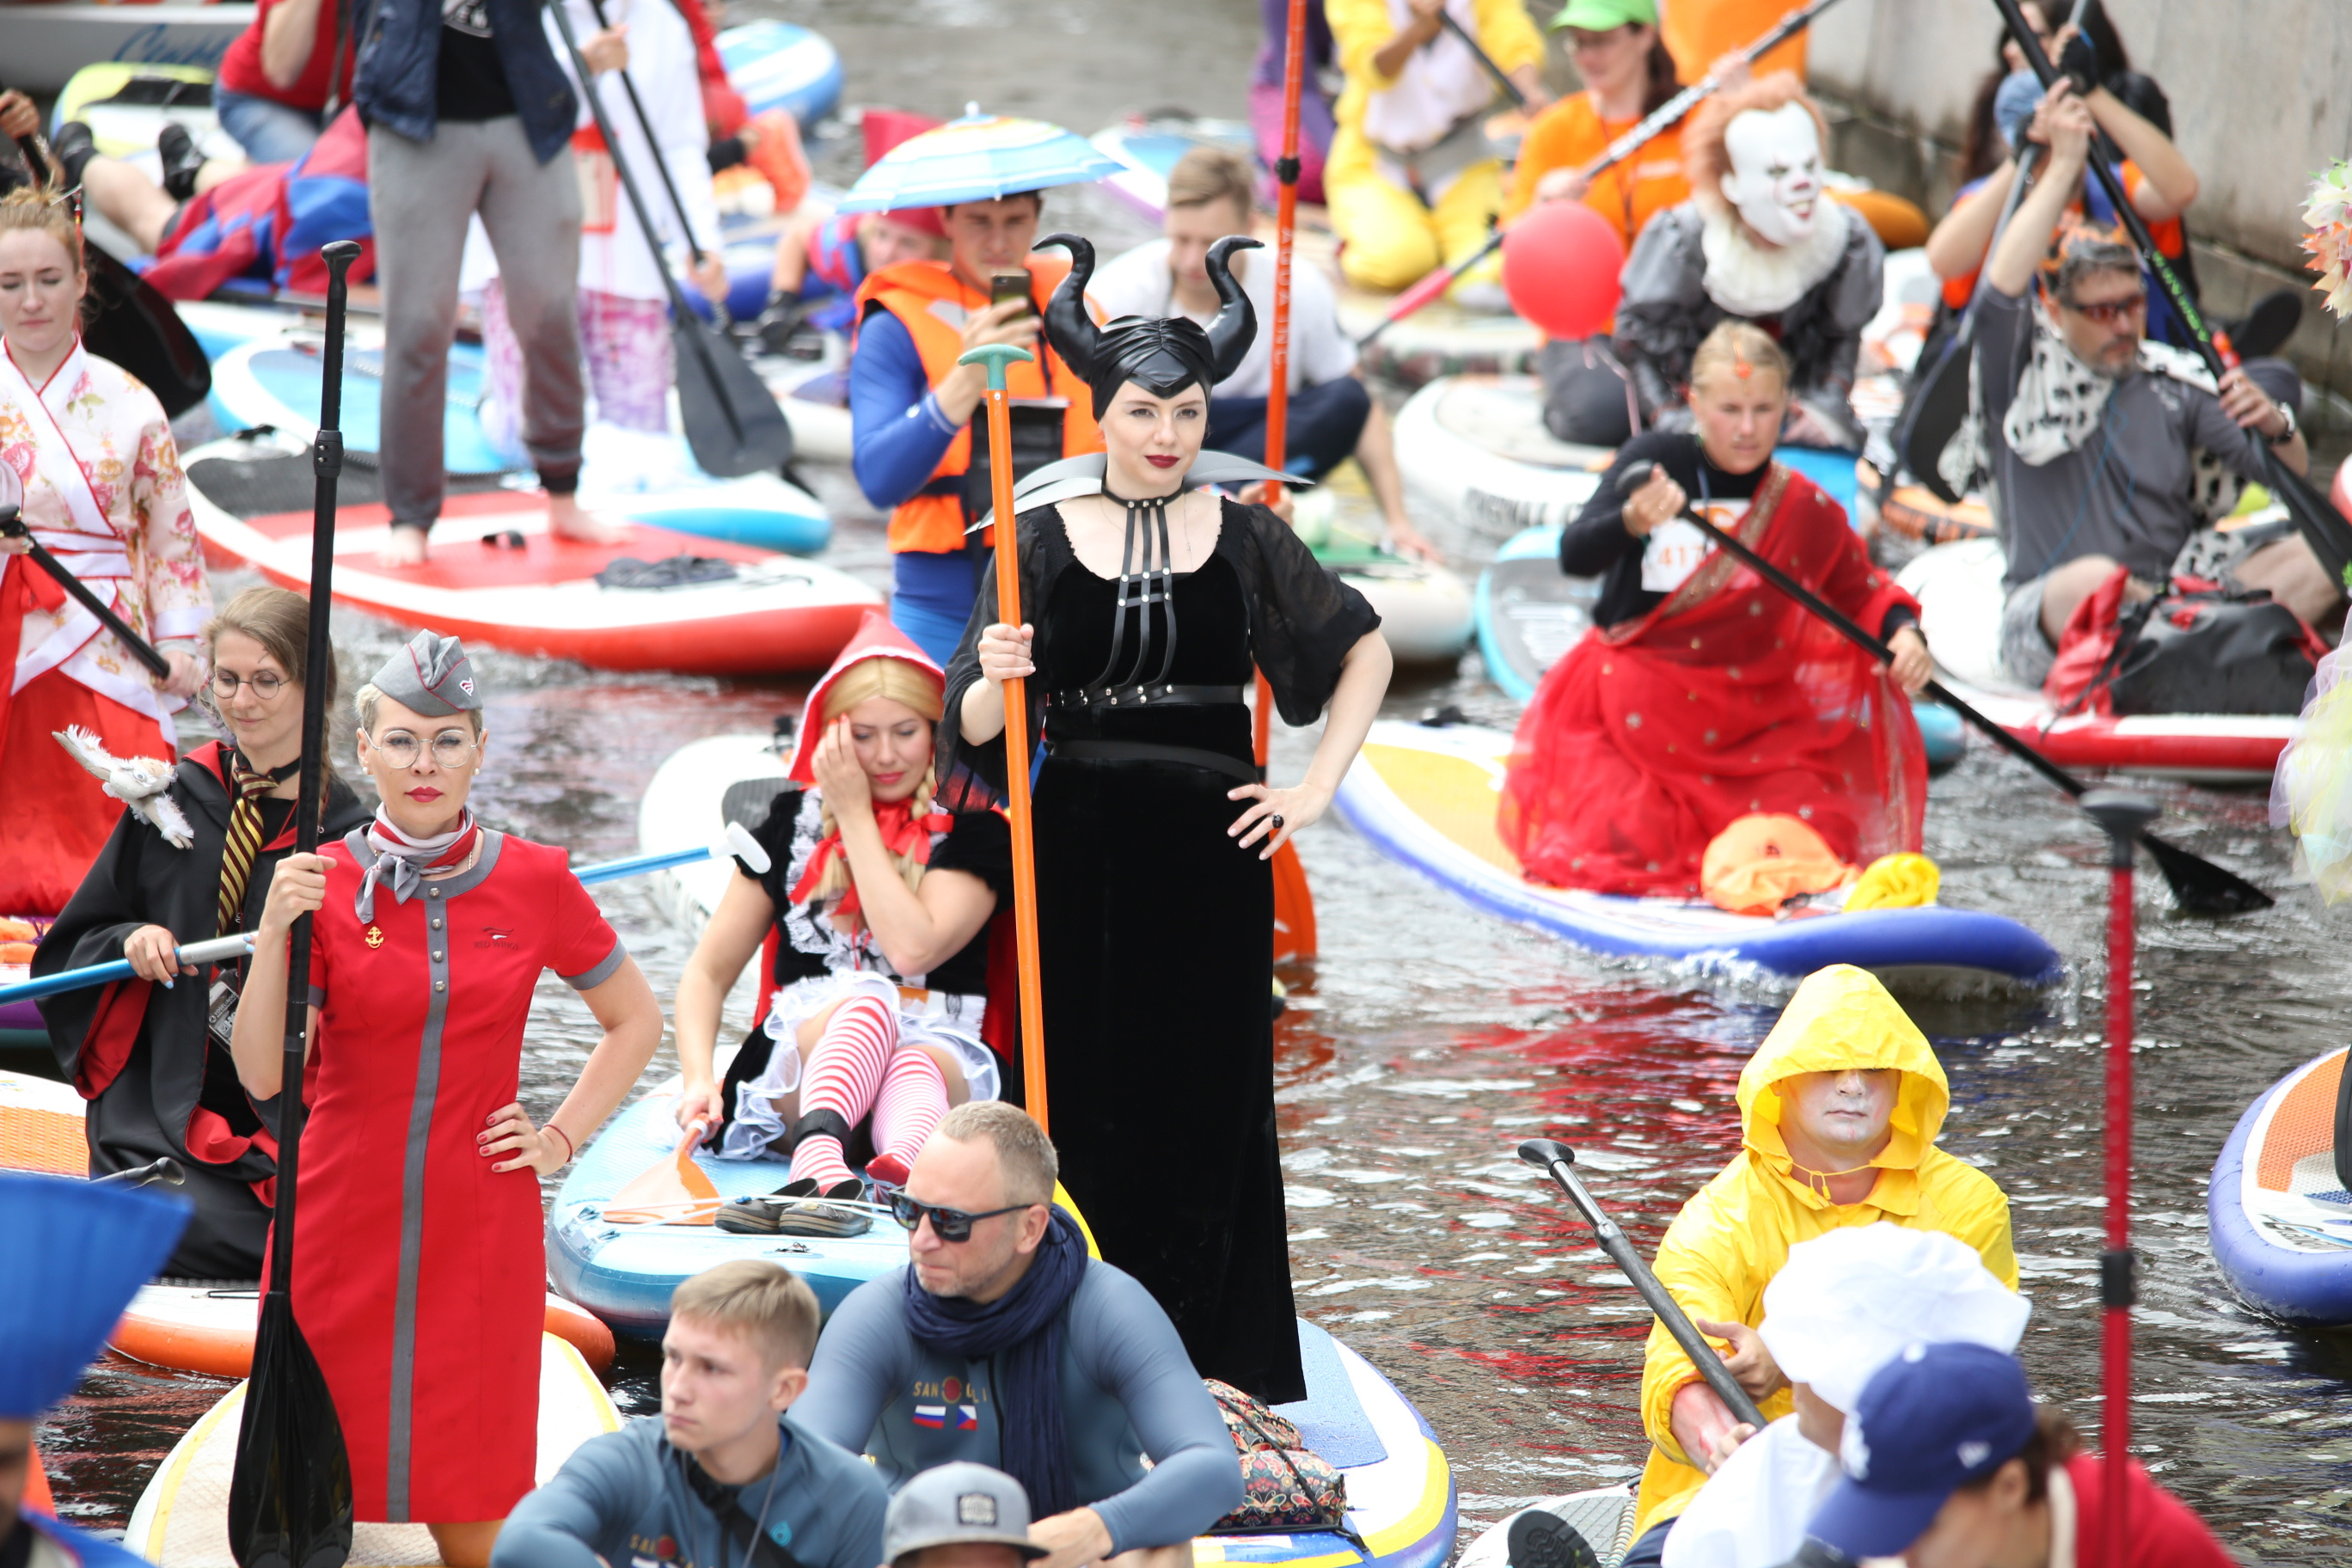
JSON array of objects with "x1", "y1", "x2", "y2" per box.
[
  {"x1": 1044, "y1": 738, "x2": 1259, "y2": 784},
  {"x1": 1045, "y1": 683, "x2": 1246, "y2": 710}
]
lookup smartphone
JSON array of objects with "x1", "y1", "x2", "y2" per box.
[{"x1": 990, "y1": 270, "x2": 1035, "y2": 318}]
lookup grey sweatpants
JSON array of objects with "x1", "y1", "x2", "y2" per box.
[{"x1": 369, "y1": 117, "x2": 584, "y2": 530}]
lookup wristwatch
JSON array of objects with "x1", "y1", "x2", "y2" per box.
[{"x1": 2269, "y1": 400, "x2": 2300, "y2": 445}]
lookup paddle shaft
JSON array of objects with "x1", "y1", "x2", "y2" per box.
[
  {"x1": 1258, "y1": 0, "x2": 1306, "y2": 775},
  {"x1": 0, "y1": 514, "x2": 173, "y2": 679},
  {"x1": 1988, "y1": 0, "x2": 2352, "y2": 584},
  {"x1": 1520, "y1": 1140, "x2": 1767, "y2": 1430},
  {"x1": 961, "y1": 346, "x2": 1050, "y2": 1130},
  {"x1": 580, "y1": 0, "x2": 718, "y2": 273},
  {"x1": 0, "y1": 934, "x2": 253, "y2": 1008},
  {"x1": 1434, "y1": 10, "x2": 1528, "y2": 112},
  {"x1": 1357, "y1": 0, "x2": 1848, "y2": 348}
]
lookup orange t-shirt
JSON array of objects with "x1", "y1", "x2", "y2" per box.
[
  {"x1": 1504, "y1": 94, "x2": 1690, "y2": 256},
  {"x1": 1662, "y1": 0, "x2": 1805, "y2": 85},
  {"x1": 1937, "y1": 161, "x2": 2184, "y2": 309}
]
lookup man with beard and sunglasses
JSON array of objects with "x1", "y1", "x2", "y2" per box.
[{"x1": 794, "y1": 1102, "x2": 1240, "y2": 1568}]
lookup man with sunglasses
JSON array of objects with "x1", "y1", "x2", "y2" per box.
[
  {"x1": 1974, "y1": 82, "x2": 2321, "y2": 692},
  {"x1": 796, "y1": 1102, "x2": 1240, "y2": 1568}
]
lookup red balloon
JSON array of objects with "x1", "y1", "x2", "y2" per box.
[{"x1": 1501, "y1": 199, "x2": 1628, "y2": 341}]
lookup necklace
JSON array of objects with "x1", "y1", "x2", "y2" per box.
[{"x1": 1088, "y1": 483, "x2": 1187, "y2": 691}]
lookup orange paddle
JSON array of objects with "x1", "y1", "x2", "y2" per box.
[{"x1": 603, "y1": 1116, "x2": 722, "y2": 1226}]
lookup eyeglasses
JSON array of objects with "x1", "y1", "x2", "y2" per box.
[
  {"x1": 2062, "y1": 293, "x2": 2147, "y2": 328},
  {"x1": 367, "y1": 728, "x2": 479, "y2": 769},
  {"x1": 211, "y1": 668, "x2": 289, "y2": 700},
  {"x1": 887, "y1": 1192, "x2": 1031, "y2": 1243}
]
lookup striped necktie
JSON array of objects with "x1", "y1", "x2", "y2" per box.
[{"x1": 217, "y1": 756, "x2": 290, "y2": 938}]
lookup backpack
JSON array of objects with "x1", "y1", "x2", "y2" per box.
[
  {"x1": 2044, "y1": 567, "x2": 2324, "y2": 717},
  {"x1": 1202, "y1": 1380, "x2": 1354, "y2": 1537}
]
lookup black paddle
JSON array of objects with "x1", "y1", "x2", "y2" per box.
[
  {"x1": 545, "y1": 0, "x2": 794, "y2": 480},
  {"x1": 227, "y1": 240, "x2": 361, "y2": 1568},
  {"x1": 0, "y1": 468, "x2": 173, "y2": 681},
  {"x1": 1517, "y1": 1139, "x2": 1768, "y2": 1430},
  {"x1": 5, "y1": 105, "x2": 211, "y2": 420},
  {"x1": 1618, "y1": 459, "x2": 2272, "y2": 914},
  {"x1": 1988, "y1": 0, "x2": 2352, "y2": 589}
]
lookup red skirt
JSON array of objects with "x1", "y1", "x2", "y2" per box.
[{"x1": 0, "y1": 671, "x2": 172, "y2": 914}]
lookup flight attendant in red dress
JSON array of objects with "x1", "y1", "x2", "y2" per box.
[{"x1": 232, "y1": 630, "x2": 663, "y2": 1568}]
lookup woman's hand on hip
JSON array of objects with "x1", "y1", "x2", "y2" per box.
[
  {"x1": 1884, "y1": 625, "x2": 1933, "y2": 695},
  {"x1": 977, "y1": 622, "x2": 1034, "y2": 685},
  {"x1": 481, "y1": 1100, "x2": 567, "y2": 1175},
  {"x1": 1227, "y1": 779, "x2": 1332, "y2": 860},
  {"x1": 808, "y1": 715, "x2": 873, "y2": 816},
  {"x1": 1621, "y1": 466, "x2": 1686, "y2": 537},
  {"x1": 124, "y1": 923, "x2": 195, "y2": 985},
  {"x1": 259, "y1": 853, "x2": 331, "y2": 939}
]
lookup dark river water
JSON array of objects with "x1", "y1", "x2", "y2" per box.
[{"x1": 29, "y1": 1, "x2": 2352, "y2": 1563}]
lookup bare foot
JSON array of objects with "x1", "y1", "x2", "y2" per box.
[
  {"x1": 377, "y1": 524, "x2": 429, "y2": 568},
  {"x1": 547, "y1": 493, "x2": 632, "y2": 546}
]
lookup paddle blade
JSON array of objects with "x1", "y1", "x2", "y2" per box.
[
  {"x1": 1894, "y1": 333, "x2": 1972, "y2": 505},
  {"x1": 1271, "y1": 838, "x2": 1316, "y2": 963},
  {"x1": 82, "y1": 242, "x2": 211, "y2": 419},
  {"x1": 229, "y1": 1293, "x2": 352, "y2": 1568},
  {"x1": 2263, "y1": 450, "x2": 2352, "y2": 590},
  {"x1": 603, "y1": 1117, "x2": 722, "y2": 1225},
  {"x1": 672, "y1": 318, "x2": 794, "y2": 478},
  {"x1": 2141, "y1": 830, "x2": 2272, "y2": 915}
]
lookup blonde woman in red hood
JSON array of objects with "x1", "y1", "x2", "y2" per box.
[{"x1": 1620, "y1": 965, "x2": 2017, "y2": 1560}]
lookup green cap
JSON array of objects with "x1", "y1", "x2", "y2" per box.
[{"x1": 1550, "y1": 0, "x2": 1657, "y2": 31}]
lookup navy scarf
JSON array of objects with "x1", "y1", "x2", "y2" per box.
[{"x1": 902, "y1": 1207, "x2": 1087, "y2": 1516}]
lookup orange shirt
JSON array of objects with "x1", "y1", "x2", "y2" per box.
[
  {"x1": 1662, "y1": 0, "x2": 1805, "y2": 85},
  {"x1": 1937, "y1": 161, "x2": 2185, "y2": 309},
  {"x1": 1504, "y1": 93, "x2": 1690, "y2": 256}
]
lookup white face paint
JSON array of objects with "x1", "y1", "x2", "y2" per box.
[{"x1": 1719, "y1": 103, "x2": 1824, "y2": 247}]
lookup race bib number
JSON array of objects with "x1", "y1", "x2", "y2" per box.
[{"x1": 1639, "y1": 501, "x2": 1749, "y2": 593}]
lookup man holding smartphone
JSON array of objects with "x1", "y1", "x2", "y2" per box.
[{"x1": 849, "y1": 191, "x2": 1101, "y2": 664}]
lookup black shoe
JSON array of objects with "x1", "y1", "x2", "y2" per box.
[
  {"x1": 2222, "y1": 288, "x2": 2304, "y2": 362},
  {"x1": 51, "y1": 121, "x2": 98, "y2": 193},
  {"x1": 755, "y1": 293, "x2": 819, "y2": 358},
  {"x1": 1506, "y1": 1510, "x2": 1599, "y2": 1568},
  {"x1": 158, "y1": 122, "x2": 205, "y2": 202}
]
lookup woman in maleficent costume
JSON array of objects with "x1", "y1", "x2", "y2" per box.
[
  {"x1": 1612, "y1": 73, "x2": 1884, "y2": 451},
  {"x1": 945, "y1": 232, "x2": 1392, "y2": 1404}
]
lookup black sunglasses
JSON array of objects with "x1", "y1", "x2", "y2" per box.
[{"x1": 887, "y1": 1192, "x2": 1031, "y2": 1242}]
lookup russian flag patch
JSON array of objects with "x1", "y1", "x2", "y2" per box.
[
  {"x1": 913, "y1": 1404, "x2": 946, "y2": 1429},
  {"x1": 956, "y1": 1404, "x2": 979, "y2": 1430}
]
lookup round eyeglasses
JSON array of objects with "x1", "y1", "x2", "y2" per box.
[
  {"x1": 367, "y1": 728, "x2": 479, "y2": 769},
  {"x1": 211, "y1": 668, "x2": 289, "y2": 700}
]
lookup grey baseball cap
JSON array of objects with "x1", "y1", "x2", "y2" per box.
[{"x1": 884, "y1": 1463, "x2": 1048, "y2": 1563}]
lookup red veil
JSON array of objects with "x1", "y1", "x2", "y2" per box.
[{"x1": 1499, "y1": 466, "x2": 1926, "y2": 897}]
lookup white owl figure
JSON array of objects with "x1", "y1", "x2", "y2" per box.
[{"x1": 54, "y1": 726, "x2": 194, "y2": 850}]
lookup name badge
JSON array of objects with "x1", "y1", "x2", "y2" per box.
[{"x1": 1639, "y1": 518, "x2": 1711, "y2": 592}]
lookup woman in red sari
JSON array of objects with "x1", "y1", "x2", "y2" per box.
[{"x1": 1500, "y1": 321, "x2": 1934, "y2": 896}]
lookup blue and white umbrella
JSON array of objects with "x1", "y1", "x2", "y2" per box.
[{"x1": 834, "y1": 107, "x2": 1125, "y2": 213}]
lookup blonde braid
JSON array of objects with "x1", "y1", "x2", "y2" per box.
[{"x1": 811, "y1": 758, "x2": 938, "y2": 908}]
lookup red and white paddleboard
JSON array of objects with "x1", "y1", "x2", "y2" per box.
[
  {"x1": 187, "y1": 438, "x2": 882, "y2": 677},
  {"x1": 1900, "y1": 536, "x2": 2299, "y2": 783}
]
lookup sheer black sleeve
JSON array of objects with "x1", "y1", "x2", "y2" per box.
[
  {"x1": 939, "y1": 510, "x2": 1057, "y2": 794},
  {"x1": 1228, "y1": 499, "x2": 1381, "y2": 726}
]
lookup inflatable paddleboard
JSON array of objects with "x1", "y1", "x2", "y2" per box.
[
  {"x1": 1198, "y1": 1321, "x2": 1455, "y2": 1568},
  {"x1": 1455, "y1": 1488, "x2": 1637, "y2": 1568},
  {"x1": 1473, "y1": 523, "x2": 1965, "y2": 769},
  {"x1": 1087, "y1": 116, "x2": 1259, "y2": 222},
  {"x1": 187, "y1": 432, "x2": 880, "y2": 676},
  {"x1": 719, "y1": 21, "x2": 844, "y2": 127},
  {"x1": 638, "y1": 732, "x2": 788, "y2": 938},
  {"x1": 111, "y1": 1282, "x2": 615, "y2": 1378},
  {"x1": 1294, "y1": 492, "x2": 1473, "y2": 665},
  {"x1": 1338, "y1": 289, "x2": 1539, "y2": 388},
  {"x1": 52, "y1": 63, "x2": 240, "y2": 164},
  {"x1": 1333, "y1": 720, "x2": 2061, "y2": 986},
  {"x1": 125, "y1": 1333, "x2": 619, "y2": 1568},
  {"x1": 1899, "y1": 536, "x2": 2300, "y2": 782},
  {"x1": 210, "y1": 333, "x2": 511, "y2": 475},
  {"x1": 9, "y1": 6, "x2": 251, "y2": 97},
  {"x1": 2209, "y1": 1045, "x2": 2352, "y2": 1326}
]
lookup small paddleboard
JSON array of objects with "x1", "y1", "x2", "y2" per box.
[
  {"x1": 210, "y1": 334, "x2": 511, "y2": 476},
  {"x1": 1294, "y1": 492, "x2": 1473, "y2": 665},
  {"x1": 1453, "y1": 1488, "x2": 1636, "y2": 1568},
  {"x1": 109, "y1": 1282, "x2": 616, "y2": 1378},
  {"x1": 719, "y1": 20, "x2": 845, "y2": 127},
  {"x1": 187, "y1": 433, "x2": 880, "y2": 677},
  {"x1": 1900, "y1": 536, "x2": 2300, "y2": 782},
  {"x1": 638, "y1": 732, "x2": 789, "y2": 939},
  {"x1": 124, "y1": 1333, "x2": 620, "y2": 1568},
  {"x1": 1198, "y1": 1322, "x2": 1455, "y2": 1568},
  {"x1": 1332, "y1": 720, "x2": 2061, "y2": 986},
  {"x1": 2209, "y1": 1045, "x2": 2352, "y2": 1326},
  {"x1": 52, "y1": 63, "x2": 238, "y2": 164},
  {"x1": 1087, "y1": 117, "x2": 1259, "y2": 223},
  {"x1": 9, "y1": 6, "x2": 249, "y2": 98},
  {"x1": 1473, "y1": 523, "x2": 1965, "y2": 769}
]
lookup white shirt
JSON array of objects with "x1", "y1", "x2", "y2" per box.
[
  {"x1": 1087, "y1": 238, "x2": 1358, "y2": 401},
  {"x1": 1660, "y1": 1417, "x2": 1840, "y2": 1568}
]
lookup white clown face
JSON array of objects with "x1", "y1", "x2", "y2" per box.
[{"x1": 1719, "y1": 103, "x2": 1824, "y2": 247}]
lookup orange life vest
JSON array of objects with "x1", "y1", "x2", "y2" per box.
[{"x1": 854, "y1": 255, "x2": 1102, "y2": 554}]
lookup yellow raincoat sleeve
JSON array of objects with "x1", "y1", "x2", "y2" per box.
[
  {"x1": 1919, "y1": 1149, "x2": 2021, "y2": 1289},
  {"x1": 1635, "y1": 1174, "x2": 1785, "y2": 1468}
]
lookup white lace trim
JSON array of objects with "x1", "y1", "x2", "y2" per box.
[{"x1": 1698, "y1": 201, "x2": 1850, "y2": 317}]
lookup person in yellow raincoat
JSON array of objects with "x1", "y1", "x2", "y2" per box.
[{"x1": 1618, "y1": 965, "x2": 2017, "y2": 1565}]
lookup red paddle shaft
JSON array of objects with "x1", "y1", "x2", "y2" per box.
[
  {"x1": 2083, "y1": 789, "x2": 2155, "y2": 1560},
  {"x1": 1256, "y1": 0, "x2": 1309, "y2": 777}
]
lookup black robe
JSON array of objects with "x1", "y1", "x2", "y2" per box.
[{"x1": 34, "y1": 743, "x2": 369, "y2": 1279}]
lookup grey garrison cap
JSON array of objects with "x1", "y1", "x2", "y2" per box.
[{"x1": 371, "y1": 629, "x2": 481, "y2": 718}]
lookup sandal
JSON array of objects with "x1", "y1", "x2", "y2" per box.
[{"x1": 715, "y1": 1177, "x2": 870, "y2": 1237}]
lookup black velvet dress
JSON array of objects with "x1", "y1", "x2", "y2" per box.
[{"x1": 944, "y1": 496, "x2": 1378, "y2": 1404}]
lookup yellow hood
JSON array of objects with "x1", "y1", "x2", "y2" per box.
[{"x1": 1736, "y1": 965, "x2": 1949, "y2": 1175}]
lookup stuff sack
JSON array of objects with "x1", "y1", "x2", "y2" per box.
[
  {"x1": 2045, "y1": 566, "x2": 2323, "y2": 717},
  {"x1": 1203, "y1": 1379, "x2": 1351, "y2": 1535}
]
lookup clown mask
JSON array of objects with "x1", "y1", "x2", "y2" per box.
[{"x1": 1719, "y1": 103, "x2": 1824, "y2": 248}]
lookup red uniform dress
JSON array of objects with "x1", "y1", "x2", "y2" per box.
[
  {"x1": 1499, "y1": 465, "x2": 1926, "y2": 897},
  {"x1": 294, "y1": 828, "x2": 625, "y2": 1523}
]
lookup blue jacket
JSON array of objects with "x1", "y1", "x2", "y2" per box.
[{"x1": 353, "y1": 0, "x2": 578, "y2": 162}]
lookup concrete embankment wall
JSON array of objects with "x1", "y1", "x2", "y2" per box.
[{"x1": 1804, "y1": 0, "x2": 2352, "y2": 397}]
